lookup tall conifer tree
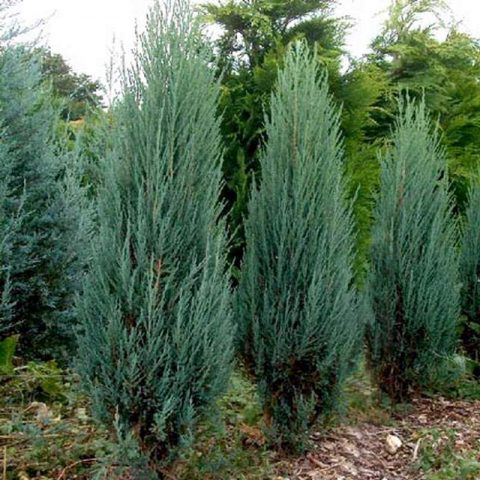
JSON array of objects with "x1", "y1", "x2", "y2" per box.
[
  {"x1": 366, "y1": 100, "x2": 459, "y2": 402},
  {"x1": 237, "y1": 43, "x2": 360, "y2": 452},
  {"x1": 459, "y1": 181, "x2": 480, "y2": 372},
  {"x1": 0, "y1": 46, "x2": 85, "y2": 359},
  {"x1": 0, "y1": 130, "x2": 22, "y2": 334},
  {"x1": 76, "y1": 0, "x2": 233, "y2": 471}
]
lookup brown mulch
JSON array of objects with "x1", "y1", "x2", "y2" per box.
[{"x1": 287, "y1": 397, "x2": 480, "y2": 480}]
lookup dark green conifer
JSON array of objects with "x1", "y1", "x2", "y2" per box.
[
  {"x1": 366, "y1": 100, "x2": 460, "y2": 402},
  {"x1": 76, "y1": 0, "x2": 233, "y2": 472},
  {"x1": 236, "y1": 43, "x2": 361, "y2": 452}
]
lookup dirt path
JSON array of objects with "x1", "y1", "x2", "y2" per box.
[{"x1": 287, "y1": 397, "x2": 480, "y2": 480}]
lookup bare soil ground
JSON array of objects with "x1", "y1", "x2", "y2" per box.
[
  {"x1": 285, "y1": 397, "x2": 480, "y2": 480},
  {"x1": 2, "y1": 367, "x2": 480, "y2": 480}
]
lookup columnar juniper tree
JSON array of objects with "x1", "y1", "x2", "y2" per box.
[
  {"x1": 459, "y1": 180, "x2": 480, "y2": 372},
  {"x1": 237, "y1": 43, "x2": 361, "y2": 452},
  {"x1": 76, "y1": 0, "x2": 233, "y2": 472},
  {"x1": 366, "y1": 100, "x2": 460, "y2": 402},
  {"x1": 0, "y1": 46, "x2": 84, "y2": 359},
  {"x1": 0, "y1": 132, "x2": 21, "y2": 335}
]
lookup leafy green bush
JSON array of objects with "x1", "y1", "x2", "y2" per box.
[
  {"x1": 76, "y1": 0, "x2": 233, "y2": 473},
  {"x1": 366, "y1": 99, "x2": 460, "y2": 402},
  {"x1": 236, "y1": 42, "x2": 361, "y2": 452}
]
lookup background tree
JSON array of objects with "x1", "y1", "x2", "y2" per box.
[
  {"x1": 237, "y1": 42, "x2": 360, "y2": 452},
  {"x1": 76, "y1": 0, "x2": 233, "y2": 473},
  {"x1": 366, "y1": 99, "x2": 459, "y2": 403},
  {"x1": 339, "y1": 0, "x2": 480, "y2": 279},
  {"x1": 341, "y1": 61, "x2": 389, "y2": 278},
  {"x1": 203, "y1": 0, "x2": 345, "y2": 261},
  {"x1": 0, "y1": 1, "x2": 101, "y2": 121},
  {"x1": 368, "y1": 0, "x2": 480, "y2": 207},
  {"x1": 203, "y1": 0, "x2": 386, "y2": 277},
  {"x1": 37, "y1": 48, "x2": 103, "y2": 121},
  {"x1": 0, "y1": 0, "x2": 29, "y2": 43}
]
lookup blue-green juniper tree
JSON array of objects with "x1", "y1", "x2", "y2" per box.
[
  {"x1": 0, "y1": 46, "x2": 86, "y2": 360},
  {"x1": 366, "y1": 100, "x2": 460, "y2": 402},
  {"x1": 236, "y1": 43, "x2": 361, "y2": 452},
  {"x1": 459, "y1": 179, "x2": 480, "y2": 373},
  {"x1": 76, "y1": 0, "x2": 233, "y2": 472}
]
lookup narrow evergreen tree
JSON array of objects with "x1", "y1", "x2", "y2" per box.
[
  {"x1": 237, "y1": 43, "x2": 361, "y2": 452},
  {"x1": 459, "y1": 180, "x2": 480, "y2": 372},
  {"x1": 0, "y1": 137, "x2": 22, "y2": 335},
  {"x1": 366, "y1": 100, "x2": 459, "y2": 402},
  {"x1": 0, "y1": 46, "x2": 85, "y2": 359},
  {"x1": 76, "y1": 0, "x2": 233, "y2": 472}
]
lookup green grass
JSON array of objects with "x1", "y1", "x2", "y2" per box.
[
  {"x1": 0, "y1": 362, "x2": 112, "y2": 480},
  {"x1": 171, "y1": 370, "x2": 279, "y2": 480},
  {"x1": 415, "y1": 428, "x2": 480, "y2": 480}
]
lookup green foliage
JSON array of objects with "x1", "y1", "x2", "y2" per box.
[
  {"x1": 175, "y1": 370, "x2": 274, "y2": 480},
  {"x1": 369, "y1": 1, "x2": 480, "y2": 208},
  {"x1": 424, "y1": 354, "x2": 480, "y2": 400},
  {"x1": 0, "y1": 364, "x2": 113, "y2": 480},
  {"x1": 203, "y1": 0, "x2": 338, "y2": 70},
  {"x1": 76, "y1": 0, "x2": 234, "y2": 472},
  {"x1": 2, "y1": 359, "x2": 66, "y2": 403},
  {"x1": 236, "y1": 43, "x2": 361, "y2": 452},
  {"x1": 459, "y1": 180, "x2": 480, "y2": 371},
  {"x1": 202, "y1": 0, "x2": 346, "y2": 263},
  {"x1": 366, "y1": 99, "x2": 460, "y2": 403},
  {"x1": 341, "y1": 62, "x2": 390, "y2": 280},
  {"x1": 342, "y1": 1, "x2": 480, "y2": 282},
  {"x1": 38, "y1": 48, "x2": 103, "y2": 121},
  {"x1": 22, "y1": 360, "x2": 66, "y2": 399},
  {"x1": 0, "y1": 334, "x2": 18, "y2": 374},
  {"x1": 70, "y1": 110, "x2": 113, "y2": 191},
  {"x1": 416, "y1": 428, "x2": 480, "y2": 480},
  {"x1": 218, "y1": 370, "x2": 263, "y2": 428},
  {"x1": 0, "y1": 46, "x2": 88, "y2": 360}
]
